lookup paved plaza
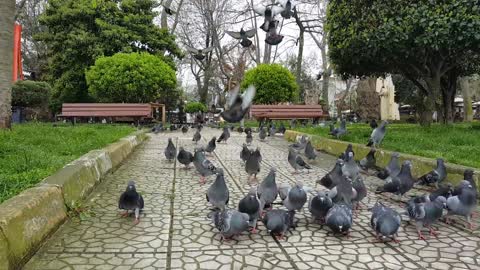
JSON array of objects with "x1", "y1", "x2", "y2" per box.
[{"x1": 24, "y1": 128, "x2": 480, "y2": 270}]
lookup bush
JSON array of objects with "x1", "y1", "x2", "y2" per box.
[
  {"x1": 241, "y1": 64, "x2": 299, "y2": 104},
  {"x1": 185, "y1": 102, "x2": 207, "y2": 113},
  {"x1": 12, "y1": 80, "x2": 51, "y2": 107},
  {"x1": 86, "y1": 52, "x2": 177, "y2": 103}
]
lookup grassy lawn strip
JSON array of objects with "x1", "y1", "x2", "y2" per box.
[
  {"x1": 0, "y1": 123, "x2": 136, "y2": 203},
  {"x1": 294, "y1": 123, "x2": 480, "y2": 169}
]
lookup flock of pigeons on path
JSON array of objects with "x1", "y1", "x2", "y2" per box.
[{"x1": 119, "y1": 120, "x2": 477, "y2": 243}]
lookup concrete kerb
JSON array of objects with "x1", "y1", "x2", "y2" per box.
[
  {"x1": 284, "y1": 130, "x2": 480, "y2": 192},
  {"x1": 0, "y1": 130, "x2": 148, "y2": 270}
]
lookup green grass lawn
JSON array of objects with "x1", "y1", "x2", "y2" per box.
[
  {"x1": 0, "y1": 123, "x2": 135, "y2": 204},
  {"x1": 294, "y1": 122, "x2": 480, "y2": 169}
]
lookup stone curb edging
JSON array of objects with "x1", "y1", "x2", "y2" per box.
[
  {"x1": 284, "y1": 130, "x2": 480, "y2": 192},
  {"x1": 0, "y1": 130, "x2": 148, "y2": 270}
]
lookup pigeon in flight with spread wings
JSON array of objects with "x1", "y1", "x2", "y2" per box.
[
  {"x1": 185, "y1": 45, "x2": 214, "y2": 61},
  {"x1": 226, "y1": 28, "x2": 256, "y2": 48},
  {"x1": 253, "y1": 5, "x2": 284, "y2": 32},
  {"x1": 220, "y1": 85, "x2": 256, "y2": 123}
]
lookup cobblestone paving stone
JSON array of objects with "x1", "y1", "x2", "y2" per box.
[{"x1": 24, "y1": 128, "x2": 480, "y2": 269}]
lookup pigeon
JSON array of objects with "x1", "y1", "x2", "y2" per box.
[
  {"x1": 217, "y1": 127, "x2": 230, "y2": 143},
  {"x1": 192, "y1": 129, "x2": 201, "y2": 144},
  {"x1": 377, "y1": 152, "x2": 400, "y2": 180},
  {"x1": 417, "y1": 158, "x2": 447, "y2": 188},
  {"x1": 226, "y1": 27, "x2": 256, "y2": 48},
  {"x1": 152, "y1": 123, "x2": 164, "y2": 133},
  {"x1": 259, "y1": 127, "x2": 267, "y2": 141},
  {"x1": 265, "y1": 20, "x2": 284, "y2": 45},
  {"x1": 244, "y1": 127, "x2": 252, "y2": 134},
  {"x1": 370, "y1": 202, "x2": 401, "y2": 243},
  {"x1": 211, "y1": 209, "x2": 250, "y2": 241},
  {"x1": 325, "y1": 203, "x2": 353, "y2": 236},
  {"x1": 245, "y1": 147, "x2": 262, "y2": 182},
  {"x1": 329, "y1": 120, "x2": 347, "y2": 138},
  {"x1": 237, "y1": 126, "x2": 244, "y2": 133},
  {"x1": 221, "y1": 85, "x2": 256, "y2": 123},
  {"x1": 429, "y1": 183, "x2": 453, "y2": 201},
  {"x1": 278, "y1": 123, "x2": 286, "y2": 134},
  {"x1": 359, "y1": 147, "x2": 376, "y2": 172},
  {"x1": 118, "y1": 180, "x2": 144, "y2": 224},
  {"x1": 328, "y1": 176, "x2": 357, "y2": 205},
  {"x1": 406, "y1": 195, "x2": 446, "y2": 240},
  {"x1": 367, "y1": 121, "x2": 388, "y2": 147},
  {"x1": 240, "y1": 143, "x2": 252, "y2": 163},
  {"x1": 205, "y1": 137, "x2": 216, "y2": 156},
  {"x1": 238, "y1": 187, "x2": 263, "y2": 233},
  {"x1": 278, "y1": 182, "x2": 308, "y2": 212},
  {"x1": 268, "y1": 123, "x2": 276, "y2": 136},
  {"x1": 182, "y1": 125, "x2": 189, "y2": 134},
  {"x1": 206, "y1": 169, "x2": 229, "y2": 210},
  {"x1": 169, "y1": 124, "x2": 177, "y2": 131},
  {"x1": 304, "y1": 141, "x2": 317, "y2": 160},
  {"x1": 277, "y1": 0, "x2": 297, "y2": 19},
  {"x1": 317, "y1": 159, "x2": 344, "y2": 189},
  {"x1": 263, "y1": 209, "x2": 292, "y2": 240},
  {"x1": 193, "y1": 148, "x2": 217, "y2": 184},
  {"x1": 453, "y1": 169, "x2": 476, "y2": 196},
  {"x1": 352, "y1": 176, "x2": 367, "y2": 210},
  {"x1": 338, "y1": 144, "x2": 354, "y2": 161},
  {"x1": 177, "y1": 147, "x2": 194, "y2": 169},
  {"x1": 290, "y1": 119, "x2": 297, "y2": 129},
  {"x1": 288, "y1": 147, "x2": 312, "y2": 174},
  {"x1": 290, "y1": 135, "x2": 308, "y2": 150},
  {"x1": 253, "y1": 5, "x2": 284, "y2": 32},
  {"x1": 258, "y1": 168, "x2": 278, "y2": 209},
  {"x1": 376, "y1": 160, "x2": 415, "y2": 200},
  {"x1": 309, "y1": 190, "x2": 333, "y2": 224},
  {"x1": 162, "y1": 5, "x2": 175, "y2": 15},
  {"x1": 342, "y1": 152, "x2": 360, "y2": 181},
  {"x1": 195, "y1": 123, "x2": 203, "y2": 131},
  {"x1": 370, "y1": 119, "x2": 378, "y2": 129},
  {"x1": 185, "y1": 45, "x2": 214, "y2": 61},
  {"x1": 246, "y1": 130, "x2": 253, "y2": 145},
  {"x1": 446, "y1": 181, "x2": 477, "y2": 229},
  {"x1": 164, "y1": 138, "x2": 177, "y2": 162}
]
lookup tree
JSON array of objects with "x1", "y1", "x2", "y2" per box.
[
  {"x1": 37, "y1": 0, "x2": 182, "y2": 110},
  {"x1": 184, "y1": 102, "x2": 207, "y2": 113},
  {"x1": 0, "y1": 0, "x2": 15, "y2": 128},
  {"x1": 86, "y1": 53, "x2": 176, "y2": 103},
  {"x1": 327, "y1": 0, "x2": 480, "y2": 125},
  {"x1": 241, "y1": 64, "x2": 299, "y2": 104},
  {"x1": 11, "y1": 80, "x2": 50, "y2": 107}
]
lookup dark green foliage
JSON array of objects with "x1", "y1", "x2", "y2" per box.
[
  {"x1": 241, "y1": 64, "x2": 299, "y2": 104},
  {"x1": 11, "y1": 80, "x2": 51, "y2": 107},
  {"x1": 184, "y1": 102, "x2": 207, "y2": 113},
  {"x1": 86, "y1": 53, "x2": 176, "y2": 103}
]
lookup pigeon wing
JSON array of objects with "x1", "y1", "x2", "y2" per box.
[
  {"x1": 185, "y1": 45, "x2": 199, "y2": 54},
  {"x1": 244, "y1": 28, "x2": 256, "y2": 38},
  {"x1": 227, "y1": 86, "x2": 240, "y2": 108},
  {"x1": 271, "y1": 5, "x2": 285, "y2": 16},
  {"x1": 241, "y1": 85, "x2": 256, "y2": 110},
  {"x1": 203, "y1": 46, "x2": 215, "y2": 53},
  {"x1": 253, "y1": 5, "x2": 266, "y2": 15},
  {"x1": 226, "y1": 31, "x2": 242, "y2": 39}
]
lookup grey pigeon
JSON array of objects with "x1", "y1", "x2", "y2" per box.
[
  {"x1": 263, "y1": 209, "x2": 292, "y2": 240},
  {"x1": 238, "y1": 187, "x2": 263, "y2": 233},
  {"x1": 342, "y1": 152, "x2": 360, "y2": 181},
  {"x1": 325, "y1": 203, "x2": 353, "y2": 236},
  {"x1": 417, "y1": 158, "x2": 447, "y2": 188},
  {"x1": 288, "y1": 147, "x2": 312, "y2": 174},
  {"x1": 181, "y1": 125, "x2": 188, "y2": 134},
  {"x1": 226, "y1": 27, "x2": 256, "y2": 48},
  {"x1": 193, "y1": 148, "x2": 217, "y2": 184},
  {"x1": 309, "y1": 190, "x2": 333, "y2": 224},
  {"x1": 246, "y1": 130, "x2": 253, "y2": 145},
  {"x1": 446, "y1": 181, "x2": 477, "y2": 229},
  {"x1": 244, "y1": 127, "x2": 252, "y2": 134},
  {"x1": 367, "y1": 121, "x2": 388, "y2": 147},
  {"x1": 245, "y1": 147, "x2": 261, "y2": 182},
  {"x1": 317, "y1": 159, "x2": 344, "y2": 189},
  {"x1": 352, "y1": 176, "x2": 367, "y2": 210},
  {"x1": 328, "y1": 176, "x2": 357, "y2": 205},
  {"x1": 370, "y1": 202, "x2": 401, "y2": 243},
  {"x1": 429, "y1": 183, "x2": 453, "y2": 201},
  {"x1": 118, "y1": 180, "x2": 144, "y2": 224},
  {"x1": 359, "y1": 148, "x2": 376, "y2": 172},
  {"x1": 211, "y1": 209, "x2": 250, "y2": 241},
  {"x1": 259, "y1": 127, "x2": 267, "y2": 141},
  {"x1": 290, "y1": 135, "x2": 308, "y2": 150},
  {"x1": 253, "y1": 5, "x2": 284, "y2": 32},
  {"x1": 152, "y1": 123, "x2": 164, "y2": 133},
  {"x1": 164, "y1": 138, "x2": 177, "y2": 162},
  {"x1": 206, "y1": 169, "x2": 229, "y2": 210},
  {"x1": 278, "y1": 123, "x2": 286, "y2": 134},
  {"x1": 377, "y1": 152, "x2": 400, "y2": 180},
  {"x1": 376, "y1": 160, "x2": 415, "y2": 200},
  {"x1": 279, "y1": 182, "x2": 308, "y2": 212},
  {"x1": 304, "y1": 141, "x2": 317, "y2": 160},
  {"x1": 240, "y1": 143, "x2": 252, "y2": 163},
  {"x1": 268, "y1": 124, "x2": 276, "y2": 136},
  {"x1": 329, "y1": 120, "x2": 347, "y2": 138},
  {"x1": 453, "y1": 169, "x2": 476, "y2": 196},
  {"x1": 258, "y1": 168, "x2": 278, "y2": 209},
  {"x1": 220, "y1": 85, "x2": 256, "y2": 123},
  {"x1": 278, "y1": 0, "x2": 297, "y2": 19},
  {"x1": 406, "y1": 195, "x2": 446, "y2": 240},
  {"x1": 177, "y1": 147, "x2": 194, "y2": 169},
  {"x1": 339, "y1": 144, "x2": 354, "y2": 161},
  {"x1": 216, "y1": 127, "x2": 230, "y2": 143},
  {"x1": 205, "y1": 137, "x2": 216, "y2": 155},
  {"x1": 265, "y1": 20, "x2": 284, "y2": 45},
  {"x1": 370, "y1": 119, "x2": 378, "y2": 129},
  {"x1": 185, "y1": 45, "x2": 214, "y2": 61},
  {"x1": 290, "y1": 119, "x2": 297, "y2": 129},
  {"x1": 192, "y1": 129, "x2": 201, "y2": 144}
]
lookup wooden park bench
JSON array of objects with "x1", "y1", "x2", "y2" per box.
[
  {"x1": 249, "y1": 105, "x2": 328, "y2": 122},
  {"x1": 58, "y1": 103, "x2": 166, "y2": 125}
]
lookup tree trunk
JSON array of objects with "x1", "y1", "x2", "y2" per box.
[
  {"x1": 460, "y1": 76, "x2": 473, "y2": 122},
  {"x1": 422, "y1": 75, "x2": 443, "y2": 126},
  {"x1": 0, "y1": 0, "x2": 15, "y2": 129},
  {"x1": 440, "y1": 69, "x2": 459, "y2": 124},
  {"x1": 295, "y1": 29, "x2": 304, "y2": 102},
  {"x1": 160, "y1": 0, "x2": 173, "y2": 29}
]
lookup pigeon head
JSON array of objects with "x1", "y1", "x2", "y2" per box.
[
  {"x1": 392, "y1": 152, "x2": 400, "y2": 158},
  {"x1": 179, "y1": 146, "x2": 184, "y2": 151},
  {"x1": 464, "y1": 169, "x2": 474, "y2": 180},
  {"x1": 434, "y1": 196, "x2": 447, "y2": 208},
  {"x1": 436, "y1": 158, "x2": 444, "y2": 165},
  {"x1": 216, "y1": 168, "x2": 224, "y2": 175},
  {"x1": 126, "y1": 180, "x2": 136, "y2": 191}
]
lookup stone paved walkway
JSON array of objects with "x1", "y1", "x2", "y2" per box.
[{"x1": 24, "y1": 128, "x2": 480, "y2": 270}]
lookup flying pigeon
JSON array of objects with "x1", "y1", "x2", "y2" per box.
[
  {"x1": 245, "y1": 147, "x2": 262, "y2": 182},
  {"x1": 370, "y1": 202, "x2": 401, "y2": 243},
  {"x1": 192, "y1": 129, "x2": 201, "y2": 144},
  {"x1": 288, "y1": 147, "x2": 312, "y2": 174},
  {"x1": 253, "y1": 5, "x2": 284, "y2": 32},
  {"x1": 277, "y1": 0, "x2": 297, "y2": 19},
  {"x1": 164, "y1": 138, "x2": 177, "y2": 162},
  {"x1": 205, "y1": 137, "x2": 217, "y2": 156},
  {"x1": 193, "y1": 148, "x2": 217, "y2": 184},
  {"x1": 226, "y1": 28, "x2": 256, "y2": 48},
  {"x1": 258, "y1": 168, "x2": 278, "y2": 210},
  {"x1": 211, "y1": 209, "x2": 250, "y2": 241},
  {"x1": 238, "y1": 187, "x2": 264, "y2": 233},
  {"x1": 325, "y1": 203, "x2": 353, "y2": 236},
  {"x1": 359, "y1": 147, "x2": 376, "y2": 172},
  {"x1": 240, "y1": 143, "x2": 252, "y2": 164},
  {"x1": 417, "y1": 158, "x2": 447, "y2": 188},
  {"x1": 206, "y1": 169, "x2": 229, "y2": 210},
  {"x1": 317, "y1": 159, "x2": 344, "y2": 189},
  {"x1": 246, "y1": 130, "x2": 253, "y2": 145},
  {"x1": 263, "y1": 209, "x2": 292, "y2": 240},
  {"x1": 118, "y1": 180, "x2": 144, "y2": 224},
  {"x1": 376, "y1": 160, "x2": 415, "y2": 200},
  {"x1": 309, "y1": 190, "x2": 333, "y2": 224},
  {"x1": 406, "y1": 195, "x2": 446, "y2": 240},
  {"x1": 259, "y1": 127, "x2": 267, "y2": 141},
  {"x1": 182, "y1": 125, "x2": 189, "y2": 134},
  {"x1": 377, "y1": 152, "x2": 400, "y2": 180},
  {"x1": 329, "y1": 120, "x2": 347, "y2": 138},
  {"x1": 221, "y1": 85, "x2": 256, "y2": 123},
  {"x1": 265, "y1": 20, "x2": 284, "y2": 45},
  {"x1": 304, "y1": 141, "x2": 317, "y2": 161},
  {"x1": 367, "y1": 121, "x2": 388, "y2": 147},
  {"x1": 446, "y1": 181, "x2": 477, "y2": 229},
  {"x1": 217, "y1": 127, "x2": 230, "y2": 143},
  {"x1": 177, "y1": 147, "x2": 194, "y2": 169},
  {"x1": 185, "y1": 45, "x2": 214, "y2": 61}
]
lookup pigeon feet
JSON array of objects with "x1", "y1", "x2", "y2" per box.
[
  {"x1": 120, "y1": 211, "x2": 129, "y2": 218},
  {"x1": 134, "y1": 218, "x2": 140, "y2": 225},
  {"x1": 428, "y1": 227, "x2": 439, "y2": 237},
  {"x1": 199, "y1": 177, "x2": 206, "y2": 185},
  {"x1": 417, "y1": 232, "x2": 426, "y2": 240},
  {"x1": 468, "y1": 222, "x2": 476, "y2": 230},
  {"x1": 250, "y1": 227, "x2": 258, "y2": 234}
]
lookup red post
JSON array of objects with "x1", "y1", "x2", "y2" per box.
[{"x1": 12, "y1": 23, "x2": 23, "y2": 81}]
